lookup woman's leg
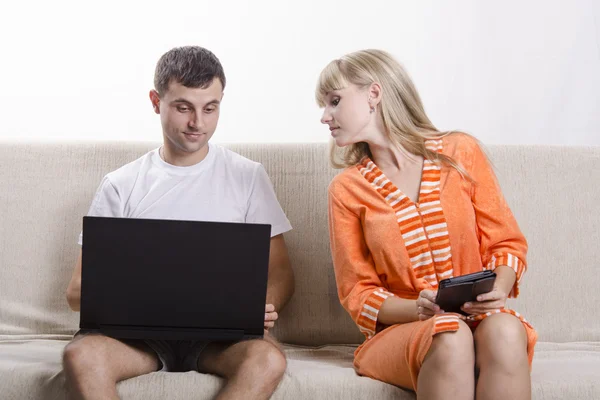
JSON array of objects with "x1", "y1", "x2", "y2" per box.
[
  {"x1": 417, "y1": 320, "x2": 475, "y2": 400},
  {"x1": 474, "y1": 313, "x2": 531, "y2": 400},
  {"x1": 354, "y1": 317, "x2": 475, "y2": 399}
]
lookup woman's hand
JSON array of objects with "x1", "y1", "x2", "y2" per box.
[
  {"x1": 461, "y1": 284, "x2": 508, "y2": 315},
  {"x1": 416, "y1": 289, "x2": 443, "y2": 321}
]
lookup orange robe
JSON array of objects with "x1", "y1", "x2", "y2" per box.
[{"x1": 328, "y1": 133, "x2": 537, "y2": 390}]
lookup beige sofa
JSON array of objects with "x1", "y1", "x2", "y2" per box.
[{"x1": 1, "y1": 141, "x2": 599, "y2": 399}]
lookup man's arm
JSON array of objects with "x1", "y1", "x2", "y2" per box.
[
  {"x1": 66, "y1": 250, "x2": 83, "y2": 311},
  {"x1": 265, "y1": 234, "x2": 294, "y2": 312},
  {"x1": 66, "y1": 176, "x2": 120, "y2": 312}
]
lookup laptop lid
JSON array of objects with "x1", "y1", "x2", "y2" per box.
[{"x1": 80, "y1": 216, "x2": 271, "y2": 341}]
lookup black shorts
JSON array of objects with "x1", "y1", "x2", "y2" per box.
[
  {"x1": 144, "y1": 340, "x2": 211, "y2": 372},
  {"x1": 74, "y1": 330, "x2": 211, "y2": 372}
]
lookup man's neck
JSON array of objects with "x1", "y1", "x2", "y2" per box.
[{"x1": 161, "y1": 144, "x2": 209, "y2": 167}]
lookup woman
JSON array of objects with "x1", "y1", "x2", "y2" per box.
[{"x1": 317, "y1": 49, "x2": 537, "y2": 400}]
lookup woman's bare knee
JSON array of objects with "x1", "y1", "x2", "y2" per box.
[
  {"x1": 475, "y1": 313, "x2": 528, "y2": 370},
  {"x1": 475, "y1": 313, "x2": 527, "y2": 347},
  {"x1": 418, "y1": 320, "x2": 475, "y2": 397},
  {"x1": 426, "y1": 320, "x2": 475, "y2": 370}
]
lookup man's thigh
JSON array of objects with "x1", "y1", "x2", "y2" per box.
[
  {"x1": 196, "y1": 335, "x2": 283, "y2": 378},
  {"x1": 66, "y1": 333, "x2": 160, "y2": 379}
]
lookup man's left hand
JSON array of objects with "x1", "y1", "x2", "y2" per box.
[{"x1": 264, "y1": 303, "x2": 278, "y2": 331}]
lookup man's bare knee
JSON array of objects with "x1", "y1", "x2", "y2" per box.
[
  {"x1": 239, "y1": 340, "x2": 286, "y2": 385},
  {"x1": 63, "y1": 335, "x2": 113, "y2": 379},
  {"x1": 63, "y1": 336, "x2": 102, "y2": 369}
]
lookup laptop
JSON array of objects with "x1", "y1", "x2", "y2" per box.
[{"x1": 80, "y1": 216, "x2": 271, "y2": 341}]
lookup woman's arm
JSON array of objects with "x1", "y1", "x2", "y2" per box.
[
  {"x1": 460, "y1": 137, "x2": 527, "y2": 313},
  {"x1": 328, "y1": 186, "x2": 396, "y2": 338},
  {"x1": 378, "y1": 296, "x2": 419, "y2": 325}
]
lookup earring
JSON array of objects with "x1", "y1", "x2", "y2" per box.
[{"x1": 370, "y1": 106, "x2": 375, "y2": 113}]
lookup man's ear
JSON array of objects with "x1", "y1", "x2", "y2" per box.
[{"x1": 149, "y1": 90, "x2": 161, "y2": 114}]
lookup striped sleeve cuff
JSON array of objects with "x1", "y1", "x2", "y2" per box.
[
  {"x1": 356, "y1": 288, "x2": 395, "y2": 339},
  {"x1": 486, "y1": 252, "x2": 527, "y2": 298},
  {"x1": 433, "y1": 314, "x2": 461, "y2": 335}
]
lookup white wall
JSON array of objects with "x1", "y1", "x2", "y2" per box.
[{"x1": 1, "y1": 0, "x2": 598, "y2": 145}]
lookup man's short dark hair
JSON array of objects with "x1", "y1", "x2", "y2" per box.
[{"x1": 154, "y1": 46, "x2": 226, "y2": 97}]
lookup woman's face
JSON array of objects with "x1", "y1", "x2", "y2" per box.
[{"x1": 320, "y1": 84, "x2": 374, "y2": 147}]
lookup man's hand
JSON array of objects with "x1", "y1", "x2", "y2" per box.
[
  {"x1": 461, "y1": 284, "x2": 507, "y2": 315},
  {"x1": 264, "y1": 303, "x2": 278, "y2": 331}
]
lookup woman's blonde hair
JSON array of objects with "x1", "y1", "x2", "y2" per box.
[{"x1": 316, "y1": 49, "x2": 469, "y2": 178}]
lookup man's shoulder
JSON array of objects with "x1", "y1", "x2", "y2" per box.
[
  {"x1": 103, "y1": 150, "x2": 156, "y2": 189},
  {"x1": 212, "y1": 144, "x2": 262, "y2": 175}
]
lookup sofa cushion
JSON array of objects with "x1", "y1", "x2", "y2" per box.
[
  {"x1": 1, "y1": 338, "x2": 599, "y2": 400},
  {"x1": 529, "y1": 342, "x2": 600, "y2": 400},
  {"x1": 0, "y1": 338, "x2": 409, "y2": 399},
  {"x1": 0, "y1": 338, "x2": 67, "y2": 400}
]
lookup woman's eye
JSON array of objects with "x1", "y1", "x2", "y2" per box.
[{"x1": 331, "y1": 98, "x2": 340, "y2": 106}]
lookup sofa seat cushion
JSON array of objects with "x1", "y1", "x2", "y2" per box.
[
  {"x1": 0, "y1": 337, "x2": 67, "y2": 400},
  {"x1": 530, "y1": 342, "x2": 600, "y2": 399},
  {"x1": 0, "y1": 338, "x2": 408, "y2": 399},
  {"x1": 1, "y1": 338, "x2": 599, "y2": 400}
]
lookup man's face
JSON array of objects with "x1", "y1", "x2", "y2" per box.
[{"x1": 150, "y1": 78, "x2": 224, "y2": 156}]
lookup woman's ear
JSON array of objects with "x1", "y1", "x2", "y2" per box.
[{"x1": 368, "y1": 82, "x2": 382, "y2": 106}]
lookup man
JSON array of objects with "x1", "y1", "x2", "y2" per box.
[{"x1": 63, "y1": 46, "x2": 295, "y2": 400}]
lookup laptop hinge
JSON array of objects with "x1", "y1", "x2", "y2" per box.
[{"x1": 89, "y1": 325, "x2": 247, "y2": 341}]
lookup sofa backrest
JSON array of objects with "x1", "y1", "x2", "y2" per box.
[{"x1": 0, "y1": 141, "x2": 598, "y2": 345}]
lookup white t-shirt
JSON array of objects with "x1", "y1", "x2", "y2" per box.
[{"x1": 78, "y1": 143, "x2": 292, "y2": 245}]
